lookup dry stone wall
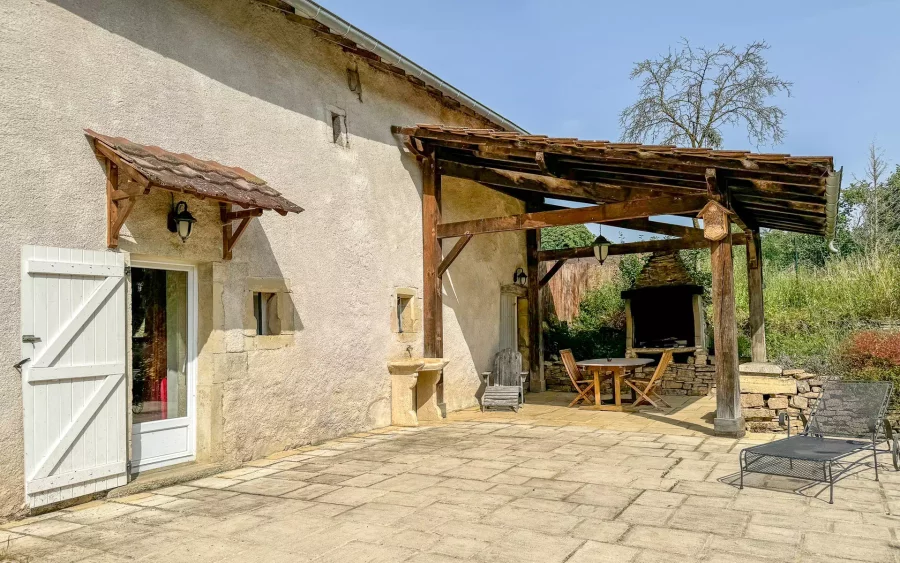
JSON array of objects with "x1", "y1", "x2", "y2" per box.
[
  {"x1": 740, "y1": 369, "x2": 825, "y2": 433},
  {"x1": 544, "y1": 359, "x2": 714, "y2": 396}
]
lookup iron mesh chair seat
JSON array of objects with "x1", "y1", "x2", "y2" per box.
[
  {"x1": 747, "y1": 436, "x2": 870, "y2": 462},
  {"x1": 739, "y1": 381, "x2": 897, "y2": 503}
]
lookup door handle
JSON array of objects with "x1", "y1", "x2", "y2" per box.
[
  {"x1": 13, "y1": 358, "x2": 29, "y2": 370},
  {"x1": 22, "y1": 335, "x2": 41, "y2": 343}
]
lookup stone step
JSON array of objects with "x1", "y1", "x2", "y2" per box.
[{"x1": 106, "y1": 461, "x2": 240, "y2": 499}]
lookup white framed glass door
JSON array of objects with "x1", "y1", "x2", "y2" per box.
[{"x1": 130, "y1": 260, "x2": 197, "y2": 472}]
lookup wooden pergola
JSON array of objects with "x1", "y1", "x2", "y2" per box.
[{"x1": 394, "y1": 124, "x2": 841, "y2": 438}]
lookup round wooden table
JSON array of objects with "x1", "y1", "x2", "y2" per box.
[{"x1": 575, "y1": 358, "x2": 653, "y2": 411}]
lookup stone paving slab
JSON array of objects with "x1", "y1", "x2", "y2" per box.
[{"x1": 3, "y1": 395, "x2": 900, "y2": 562}]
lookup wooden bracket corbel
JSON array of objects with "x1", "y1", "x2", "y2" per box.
[
  {"x1": 220, "y1": 203, "x2": 262, "y2": 260},
  {"x1": 103, "y1": 160, "x2": 144, "y2": 248},
  {"x1": 539, "y1": 259, "x2": 567, "y2": 288},
  {"x1": 746, "y1": 229, "x2": 760, "y2": 269},
  {"x1": 437, "y1": 232, "x2": 472, "y2": 277},
  {"x1": 706, "y1": 167, "x2": 754, "y2": 233},
  {"x1": 94, "y1": 141, "x2": 152, "y2": 248}
]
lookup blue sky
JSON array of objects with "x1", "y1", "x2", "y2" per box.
[{"x1": 319, "y1": 0, "x2": 900, "y2": 241}]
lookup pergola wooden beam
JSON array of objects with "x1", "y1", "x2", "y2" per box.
[
  {"x1": 439, "y1": 160, "x2": 664, "y2": 203},
  {"x1": 605, "y1": 218, "x2": 704, "y2": 239},
  {"x1": 537, "y1": 233, "x2": 746, "y2": 262},
  {"x1": 437, "y1": 195, "x2": 710, "y2": 239}
]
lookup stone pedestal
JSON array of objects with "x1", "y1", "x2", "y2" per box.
[
  {"x1": 714, "y1": 416, "x2": 746, "y2": 437},
  {"x1": 387, "y1": 358, "x2": 449, "y2": 426}
]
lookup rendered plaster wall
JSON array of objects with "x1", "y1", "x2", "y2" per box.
[{"x1": 0, "y1": 0, "x2": 525, "y2": 518}]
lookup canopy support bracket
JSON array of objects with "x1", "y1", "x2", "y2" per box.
[{"x1": 220, "y1": 203, "x2": 261, "y2": 260}]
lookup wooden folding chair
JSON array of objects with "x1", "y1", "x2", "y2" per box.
[
  {"x1": 623, "y1": 350, "x2": 673, "y2": 409},
  {"x1": 560, "y1": 349, "x2": 595, "y2": 407}
]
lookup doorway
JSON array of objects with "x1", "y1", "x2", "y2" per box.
[{"x1": 130, "y1": 260, "x2": 197, "y2": 472}]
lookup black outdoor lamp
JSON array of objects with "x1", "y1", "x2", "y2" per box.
[
  {"x1": 167, "y1": 200, "x2": 197, "y2": 242},
  {"x1": 593, "y1": 232, "x2": 611, "y2": 265},
  {"x1": 514, "y1": 267, "x2": 528, "y2": 286}
]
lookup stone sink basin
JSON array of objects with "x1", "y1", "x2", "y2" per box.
[
  {"x1": 387, "y1": 358, "x2": 449, "y2": 426},
  {"x1": 387, "y1": 358, "x2": 450, "y2": 374}
]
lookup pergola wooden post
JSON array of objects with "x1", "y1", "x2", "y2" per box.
[
  {"x1": 420, "y1": 152, "x2": 449, "y2": 410},
  {"x1": 526, "y1": 213, "x2": 544, "y2": 392},
  {"x1": 702, "y1": 201, "x2": 745, "y2": 437},
  {"x1": 422, "y1": 154, "x2": 443, "y2": 360},
  {"x1": 746, "y1": 230, "x2": 767, "y2": 362}
]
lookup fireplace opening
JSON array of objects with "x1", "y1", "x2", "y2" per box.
[
  {"x1": 623, "y1": 285, "x2": 702, "y2": 349},
  {"x1": 621, "y1": 251, "x2": 707, "y2": 364}
]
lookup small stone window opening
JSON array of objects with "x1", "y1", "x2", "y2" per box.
[
  {"x1": 331, "y1": 112, "x2": 346, "y2": 145},
  {"x1": 253, "y1": 292, "x2": 281, "y2": 336},
  {"x1": 397, "y1": 295, "x2": 412, "y2": 334}
]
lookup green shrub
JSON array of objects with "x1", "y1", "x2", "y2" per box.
[
  {"x1": 833, "y1": 330, "x2": 900, "y2": 417},
  {"x1": 544, "y1": 316, "x2": 624, "y2": 360},
  {"x1": 541, "y1": 225, "x2": 595, "y2": 250}
]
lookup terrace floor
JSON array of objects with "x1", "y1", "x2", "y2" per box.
[{"x1": 3, "y1": 394, "x2": 899, "y2": 563}]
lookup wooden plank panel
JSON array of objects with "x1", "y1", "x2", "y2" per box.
[
  {"x1": 28, "y1": 363, "x2": 126, "y2": 383},
  {"x1": 28, "y1": 261, "x2": 121, "y2": 277},
  {"x1": 31, "y1": 276, "x2": 123, "y2": 368},
  {"x1": 21, "y1": 245, "x2": 127, "y2": 507}
]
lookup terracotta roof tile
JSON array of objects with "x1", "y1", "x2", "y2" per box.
[
  {"x1": 85, "y1": 130, "x2": 303, "y2": 215},
  {"x1": 405, "y1": 125, "x2": 834, "y2": 168}
]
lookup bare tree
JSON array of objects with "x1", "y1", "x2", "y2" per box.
[
  {"x1": 863, "y1": 142, "x2": 888, "y2": 256},
  {"x1": 620, "y1": 40, "x2": 792, "y2": 149}
]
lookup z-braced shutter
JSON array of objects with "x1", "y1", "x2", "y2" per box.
[{"x1": 20, "y1": 246, "x2": 127, "y2": 508}]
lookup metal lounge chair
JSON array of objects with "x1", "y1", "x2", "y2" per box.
[
  {"x1": 479, "y1": 348, "x2": 527, "y2": 412},
  {"x1": 739, "y1": 381, "x2": 899, "y2": 503}
]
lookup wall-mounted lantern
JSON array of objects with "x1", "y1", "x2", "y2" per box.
[
  {"x1": 593, "y1": 233, "x2": 611, "y2": 265},
  {"x1": 167, "y1": 201, "x2": 196, "y2": 242},
  {"x1": 514, "y1": 267, "x2": 528, "y2": 286}
]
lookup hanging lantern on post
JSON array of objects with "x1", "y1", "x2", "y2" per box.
[
  {"x1": 514, "y1": 267, "x2": 528, "y2": 286},
  {"x1": 167, "y1": 200, "x2": 197, "y2": 242}
]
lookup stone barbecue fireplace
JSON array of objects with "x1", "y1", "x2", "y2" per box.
[{"x1": 622, "y1": 251, "x2": 707, "y2": 364}]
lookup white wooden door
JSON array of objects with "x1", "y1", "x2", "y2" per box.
[{"x1": 20, "y1": 245, "x2": 127, "y2": 508}]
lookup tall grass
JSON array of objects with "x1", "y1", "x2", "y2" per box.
[{"x1": 735, "y1": 253, "x2": 900, "y2": 369}]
